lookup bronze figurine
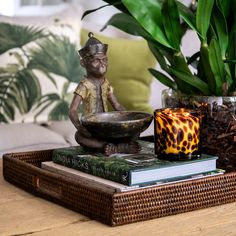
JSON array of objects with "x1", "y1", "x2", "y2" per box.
[{"x1": 69, "y1": 32, "x2": 140, "y2": 155}]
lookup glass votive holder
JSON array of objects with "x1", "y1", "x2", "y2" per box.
[{"x1": 154, "y1": 108, "x2": 201, "y2": 160}]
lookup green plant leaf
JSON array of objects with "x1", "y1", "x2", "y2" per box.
[
  {"x1": 222, "y1": 1, "x2": 235, "y2": 36},
  {"x1": 161, "y1": 0, "x2": 182, "y2": 50},
  {"x1": 17, "y1": 69, "x2": 41, "y2": 112},
  {"x1": 0, "y1": 113, "x2": 8, "y2": 123},
  {"x1": 187, "y1": 51, "x2": 200, "y2": 69},
  {"x1": 84, "y1": 0, "x2": 236, "y2": 97},
  {"x1": 122, "y1": 0, "x2": 173, "y2": 48},
  {"x1": 171, "y1": 52, "x2": 195, "y2": 93},
  {"x1": 33, "y1": 93, "x2": 60, "y2": 121},
  {"x1": 82, "y1": 1, "x2": 129, "y2": 20},
  {"x1": 206, "y1": 24, "x2": 217, "y2": 45},
  {"x1": 102, "y1": 13, "x2": 154, "y2": 42},
  {"x1": 216, "y1": 0, "x2": 230, "y2": 19},
  {"x1": 208, "y1": 38, "x2": 231, "y2": 94},
  {"x1": 11, "y1": 51, "x2": 25, "y2": 68},
  {"x1": 82, "y1": 4, "x2": 111, "y2": 20},
  {"x1": 102, "y1": 0, "x2": 130, "y2": 14},
  {"x1": 177, "y1": 1, "x2": 200, "y2": 36},
  {"x1": 48, "y1": 100, "x2": 69, "y2": 121},
  {"x1": 227, "y1": 29, "x2": 236, "y2": 91},
  {"x1": 148, "y1": 68, "x2": 177, "y2": 90},
  {"x1": 171, "y1": 68, "x2": 211, "y2": 95},
  {"x1": 211, "y1": 2, "x2": 228, "y2": 58},
  {"x1": 0, "y1": 22, "x2": 45, "y2": 54},
  {"x1": 196, "y1": 0, "x2": 215, "y2": 41},
  {"x1": 148, "y1": 42, "x2": 169, "y2": 72},
  {"x1": 224, "y1": 60, "x2": 236, "y2": 64},
  {"x1": 199, "y1": 43, "x2": 217, "y2": 94},
  {"x1": 61, "y1": 81, "x2": 70, "y2": 100},
  {"x1": 0, "y1": 67, "x2": 42, "y2": 122},
  {"x1": 29, "y1": 35, "x2": 85, "y2": 83},
  {"x1": 103, "y1": 13, "x2": 176, "y2": 65},
  {"x1": 30, "y1": 66, "x2": 57, "y2": 88},
  {"x1": 35, "y1": 93, "x2": 60, "y2": 108},
  {"x1": 2, "y1": 99, "x2": 15, "y2": 120}
]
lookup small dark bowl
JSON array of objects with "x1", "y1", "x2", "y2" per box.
[{"x1": 81, "y1": 111, "x2": 153, "y2": 140}]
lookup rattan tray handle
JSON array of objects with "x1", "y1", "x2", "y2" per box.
[{"x1": 33, "y1": 175, "x2": 62, "y2": 200}]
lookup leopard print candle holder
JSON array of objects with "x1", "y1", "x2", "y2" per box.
[{"x1": 154, "y1": 108, "x2": 201, "y2": 160}]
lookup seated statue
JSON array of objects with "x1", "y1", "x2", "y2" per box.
[{"x1": 69, "y1": 32, "x2": 140, "y2": 155}]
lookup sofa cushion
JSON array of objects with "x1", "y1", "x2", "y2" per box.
[
  {"x1": 0, "y1": 4, "x2": 84, "y2": 124},
  {"x1": 46, "y1": 120, "x2": 77, "y2": 146},
  {"x1": 0, "y1": 123, "x2": 69, "y2": 156},
  {"x1": 80, "y1": 28, "x2": 156, "y2": 114}
]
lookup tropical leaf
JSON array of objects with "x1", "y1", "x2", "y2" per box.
[
  {"x1": 148, "y1": 42, "x2": 169, "y2": 72},
  {"x1": 187, "y1": 51, "x2": 200, "y2": 69},
  {"x1": 216, "y1": 0, "x2": 230, "y2": 19},
  {"x1": 49, "y1": 81, "x2": 74, "y2": 120},
  {"x1": 199, "y1": 44, "x2": 217, "y2": 94},
  {"x1": 93, "y1": 0, "x2": 236, "y2": 96},
  {"x1": 122, "y1": 0, "x2": 173, "y2": 48},
  {"x1": 48, "y1": 100, "x2": 69, "y2": 121},
  {"x1": 33, "y1": 93, "x2": 60, "y2": 121},
  {"x1": 103, "y1": 12, "x2": 176, "y2": 67},
  {"x1": 10, "y1": 51, "x2": 26, "y2": 68},
  {"x1": 171, "y1": 52, "x2": 196, "y2": 93},
  {"x1": 171, "y1": 68, "x2": 211, "y2": 95},
  {"x1": 0, "y1": 77, "x2": 16, "y2": 121},
  {"x1": 28, "y1": 35, "x2": 85, "y2": 83},
  {"x1": 208, "y1": 38, "x2": 231, "y2": 94},
  {"x1": 102, "y1": 13, "x2": 154, "y2": 42},
  {"x1": 82, "y1": 3, "x2": 112, "y2": 20},
  {"x1": 0, "y1": 113, "x2": 8, "y2": 123},
  {"x1": 211, "y1": 2, "x2": 228, "y2": 58},
  {"x1": 61, "y1": 81, "x2": 70, "y2": 99},
  {"x1": 34, "y1": 81, "x2": 72, "y2": 121},
  {"x1": 3, "y1": 96, "x2": 15, "y2": 120},
  {"x1": 102, "y1": 0, "x2": 130, "y2": 14},
  {"x1": 0, "y1": 67, "x2": 41, "y2": 122},
  {"x1": 161, "y1": 0, "x2": 182, "y2": 50},
  {"x1": 17, "y1": 69, "x2": 42, "y2": 111},
  {"x1": 82, "y1": 1, "x2": 129, "y2": 20},
  {"x1": 227, "y1": 28, "x2": 236, "y2": 92},
  {"x1": 0, "y1": 22, "x2": 45, "y2": 54},
  {"x1": 196, "y1": 0, "x2": 214, "y2": 42},
  {"x1": 177, "y1": 1, "x2": 199, "y2": 36},
  {"x1": 148, "y1": 68, "x2": 177, "y2": 90}
]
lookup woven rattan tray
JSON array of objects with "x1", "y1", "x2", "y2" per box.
[{"x1": 3, "y1": 149, "x2": 236, "y2": 226}]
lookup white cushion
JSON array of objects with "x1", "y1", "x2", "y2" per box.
[
  {"x1": 46, "y1": 120, "x2": 77, "y2": 146},
  {"x1": 0, "y1": 123, "x2": 69, "y2": 157}
]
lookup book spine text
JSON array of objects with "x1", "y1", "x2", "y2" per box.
[{"x1": 52, "y1": 152, "x2": 130, "y2": 185}]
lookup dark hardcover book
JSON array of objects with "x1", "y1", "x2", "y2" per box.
[{"x1": 52, "y1": 142, "x2": 218, "y2": 186}]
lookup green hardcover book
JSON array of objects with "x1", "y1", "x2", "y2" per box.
[{"x1": 52, "y1": 142, "x2": 218, "y2": 186}]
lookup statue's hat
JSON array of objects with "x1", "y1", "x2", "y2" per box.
[{"x1": 78, "y1": 32, "x2": 108, "y2": 58}]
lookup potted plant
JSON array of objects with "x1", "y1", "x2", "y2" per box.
[{"x1": 84, "y1": 0, "x2": 236, "y2": 170}]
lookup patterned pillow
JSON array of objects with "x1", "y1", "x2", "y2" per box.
[{"x1": 0, "y1": 4, "x2": 85, "y2": 123}]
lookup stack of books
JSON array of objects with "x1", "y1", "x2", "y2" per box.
[{"x1": 41, "y1": 141, "x2": 224, "y2": 192}]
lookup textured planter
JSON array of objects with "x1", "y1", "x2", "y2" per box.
[{"x1": 162, "y1": 89, "x2": 236, "y2": 171}]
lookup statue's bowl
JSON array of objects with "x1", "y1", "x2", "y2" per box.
[{"x1": 81, "y1": 111, "x2": 153, "y2": 140}]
